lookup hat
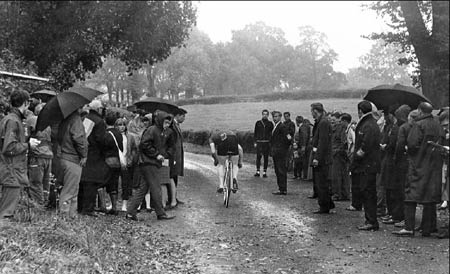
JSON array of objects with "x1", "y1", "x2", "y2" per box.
[{"x1": 311, "y1": 103, "x2": 324, "y2": 112}]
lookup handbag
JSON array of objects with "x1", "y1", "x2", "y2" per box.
[{"x1": 106, "y1": 131, "x2": 127, "y2": 169}]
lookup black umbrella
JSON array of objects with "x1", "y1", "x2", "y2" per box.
[
  {"x1": 30, "y1": 89, "x2": 57, "y2": 103},
  {"x1": 36, "y1": 87, "x2": 102, "y2": 131},
  {"x1": 364, "y1": 83, "x2": 432, "y2": 110},
  {"x1": 134, "y1": 97, "x2": 180, "y2": 115}
]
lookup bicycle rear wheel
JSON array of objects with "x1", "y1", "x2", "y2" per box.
[{"x1": 223, "y1": 162, "x2": 229, "y2": 206}]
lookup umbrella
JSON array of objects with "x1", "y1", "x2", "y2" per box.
[
  {"x1": 30, "y1": 89, "x2": 57, "y2": 103},
  {"x1": 36, "y1": 87, "x2": 102, "y2": 131},
  {"x1": 364, "y1": 83, "x2": 432, "y2": 110},
  {"x1": 134, "y1": 97, "x2": 180, "y2": 115}
]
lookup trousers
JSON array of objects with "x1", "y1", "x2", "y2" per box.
[
  {"x1": 273, "y1": 154, "x2": 287, "y2": 192},
  {"x1": 127, "y1": 165, "x2": 165, "y2": 217},
  {"x1": 353, "y1": 172, "x2": 378, "y2": 227},
  {"x1": 405, "y1": 202, "x2": 436, "y2": 235},
  {"x1": 28, "y1": 157, "x2": 52, "y2": 205},
  {"x1": 314, "y1": 165, "x2": 333, "y2": 211},
  {"x1": 59, "y1": 159, "x2": 82, "y2": 218},
  {"x1": 256, "y1": 142, "x2": 270, "y2": 171},
  {"x1": 0, "y1": 187, "x2": 21, "y2": 218}
]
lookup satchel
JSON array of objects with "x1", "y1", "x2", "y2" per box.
[
  {"x1": 105, "y1": 156, "x2": 121, "y2": 169},
  {"x1": 108, "y1": 131, "x2": 127, "y2": 169}
]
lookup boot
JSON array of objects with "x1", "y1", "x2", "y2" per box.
[{"x1": 107, "y1": 194, "x2": 119, "y2": 215}]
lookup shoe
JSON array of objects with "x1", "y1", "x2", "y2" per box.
[
  {"x1": 382, "y1": 218, "x2": 396, "y2": 225},
  {"x1": 262, "y1": 173, "x2": 267, "y2": 178},
  {"x1": 146, "y1": 208, "x2": 154, "y2": 213},
  {"x1": 125, "y1": 214, "x2": 138, "y2": 221},
  {"x1": 313, "y1": 210, "x2": 330, "y2": 214},
  {"x1": 332, "y1": 195, "x2": 340, "y2": 201},
  {"x1": 157, "y1": 214, "x2": 175, "y2": 220},
  {"x1": 437, "y1": 230, "x2": 449, "y2": 239},
  {"x1": 358, "y1": 224, "x2": 379, "y2": 231},
  {"x1": 377, "y1": 211, "x2": 387, "y2": 217},
  {"x1": 292, "y1": 176, "x2": 299, "y2": 179},
  {"x1": 164, "y1": 204, "x2": 177, "y2": 211},
  {"x1": 176, "y1": 199, "x2": 185, "y2": 205},
  {"x1": 394, "y1": 220, "x2": 405, "y2": 228},
  {"x1": 330, "y1": 202, "x2": 335, "y2": 210},
  {"x1": 380, "y1": 215, "x2": 392, "y2": 221},
  {"x1": 392, "y1": 229, "x2": 414, "y2": 237},
  {"x1": 217, "y1": 187, "x2": 223, "y2": 194},
  {"x1": 232, "y1": 178, "x2": 238, "y2": 193},
  {"x1": 345, "y1": 205, "x2": 361, "y2": 211},
  {"x1": 308, "y1": 195, "x2": 318, "y2": 199},
  {"x1": 272, "y1": 191, "x2": 287, "y2": 195},
  {"x1": 254, "y1": 172, "x2": 260, "y2": 177},
  {"x1": 438, "y1": 201, "x2": 448, "y2": 210}
]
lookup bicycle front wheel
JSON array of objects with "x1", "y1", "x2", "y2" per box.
[{"x1": 225, "y1": 162, "x2": 232, "y2": 208}]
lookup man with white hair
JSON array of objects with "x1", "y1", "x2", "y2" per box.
[{"x1": 78, "y1": 100, "x2": 108, "y2": 217}]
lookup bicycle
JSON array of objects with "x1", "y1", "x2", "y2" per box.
[{"x1": 223, "y1": 154, "x2": 234, "y2": 208}]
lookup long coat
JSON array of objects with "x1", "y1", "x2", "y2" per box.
[
  {"x1": 380, "y1": 121, "x2": 399, "y2": 189},
  {"x1": 311, "y1": 115, "x2": 332, "y2": 167},
  {"x1": 0, "y1": 108, "x2": 29, "y2": 188},
  {"x1": 81, "y1": 110, "x2": 109, "y2": 185},
  {"x1": 170, "y1": 120, "x2": 184, "y2": 178},
  {"x1": 405, "y1": 114, "x2": 444, "y2": 203}
]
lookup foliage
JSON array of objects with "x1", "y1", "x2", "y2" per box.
[
  {"x1": 364, "y1": 1, "x2": 449, "y2": 107},
  {"x1": 0, "y1": 1, "x2": 197, "y2": 91},
  {"x1": 345, "y1": 40, "x2": 413, "y2": 89}
]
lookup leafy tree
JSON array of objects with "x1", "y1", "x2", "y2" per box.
[
  {"x1": 0, "y1": 1, "x2": 197, "y2": 92},
  {"x1": 365, "y1": 1, "x2": 449, "y2": 107}
]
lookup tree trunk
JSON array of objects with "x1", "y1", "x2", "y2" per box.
[
  {"x1": 146, "y1": 66, "x2": 157, "y2": 97},
  {"x1": 420, "y1": 67, "x2": 449, "y2": 108}
]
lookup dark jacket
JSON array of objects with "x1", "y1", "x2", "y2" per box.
[
  {"x1": 405, "y1": 114, "x2": 444, "y2": 203},
  {"x1": 170, "y1": 120, "x2": 184, "y2": 177},
  {"x1": 298, "y1": 123, "x2": 311, "y2": 151},
  {"x1": 81, "y1": 110, "x2": 109, "y2": 184},
  {"x1": 351, "y1": 113, "x2": 381, "y2": 174},
  {"x1": 270, "y1": 122, "x2": 291, "y2": 156},
  {"x1": 57, "y1": 111, "x2": 88, "y2": 164},
  {"x1": 312, "y1": 115, "x2": 332, "y2": 166},
  {"x1": 104, "y1": 127, "x2": 123, "y2": 159},
  {"x1": 380, "y1": 121, "x2": 399, "y2": 189},
  {"x1": 0, "y1": 108, "x2": 29, "y2": 188},
  {"x1": 254, "y1": 119, "x2": 273, "y2": 143},
  {"x1": 139, "y1": 111, "x2": 170, "y2": 168},
  {"x1": 283, "y1": 120, "x2": 296, "y2": 139},
  {"x1": 331, "y1": 123, "x2": 348, "y2": 159}
]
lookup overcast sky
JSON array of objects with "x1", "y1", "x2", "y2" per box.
[{"x1": 195, "y1": 1, "x2": 389, "y2": 73}]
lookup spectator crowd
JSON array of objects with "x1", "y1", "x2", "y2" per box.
[
  {"x1": 253, "y1": 101, "x2": 449, "y2": 238},
  {"x1": 0, "y1": 88, "x2": 448, "y2": 240}
]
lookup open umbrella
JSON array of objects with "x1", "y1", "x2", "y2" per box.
[
  {"x1": 36, "y1": 87, "x2": 102, "y2": 131},
  {"x1": 134, "y1": 97, "x2": 180, "y2": 115},
  {"x1": 30, "y1": 89, "x2": 57, "y2": 103},
  {"x1": 364, "y1": 83, "x2": 432, "y2": 110}
]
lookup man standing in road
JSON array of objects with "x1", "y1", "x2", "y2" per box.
[
  {"x1": 351, "y1": 101, "x2": 381, "y2": 231},
  {"x1": 271, "y1": 111, "x2": 292, "y2": 195},
  {"x1": 0, "y1": 90, "x2": 39, "y2": 220},
  {"x1": 283, "y1": 112, "x2": 296, "y2": 172},
  {"x1": 310, "y1": 103, "x2": 334, "y2": 214},
  {"x1": 253, "y1": 109, "x2": 273, "y2": 178}
]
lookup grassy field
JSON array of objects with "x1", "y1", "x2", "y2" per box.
[{"x1": 181, "y1": 98, "x2": 361, "y2": 131}]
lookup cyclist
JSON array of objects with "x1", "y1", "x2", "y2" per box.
[{"x1": 209, "y1": 131, "x2": 243, "y2": 193}]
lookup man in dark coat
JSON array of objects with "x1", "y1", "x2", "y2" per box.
[
  {"x1": 298, "y1": 117, "x2": 311, "y2": 180},
  {"x1": 330, "y1": 112, "x2": 350, "y2": 201},
  {"x1": 283, "y1": 112, "x2": 296, "y2": 171},
  {"x1": 393, "y1": 102, "x2": 444, "y2": 237},
  {"x1": 253, "y1": 109, "x2": 273, "y2": 178},
  {"x1": 270, "y1": 111, "x2": 292, "y2": 195},
  {"x1": 0, "y1": 90, "x2": 39, "y2": 220},
  {"x1": 311, "y1": 103, "x2": 334, "y2": 213},
  {"x1": 78, "y1": 100, "x2": 108, "y2": 217},
  {"x1": 351, "y1": 100, "x2": 381, "y2": 230},
  {"x1": 169, "y1": 108, "x2": 186, "y2": 204},
  {"x1": 126, "y1": 111, "x2": 175, "y2": 221}
]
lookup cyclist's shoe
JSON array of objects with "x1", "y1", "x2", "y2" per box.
[
  {"x1": 263, "y1": 172, "x2": 267, "y2": 178},
  {"x1": 254, "y1": 172, "x2": 260, "y2": 177},
  {"x1": 217, "y1": 187, "x2": 224, "y2": 194},
  {"x1": 232, "y1": 179, "x2": 238, "y2": 193}
]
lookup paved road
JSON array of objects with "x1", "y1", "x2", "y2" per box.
[{"x1": 148, "y1": 152, "x2": 449, "y2": 274}]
